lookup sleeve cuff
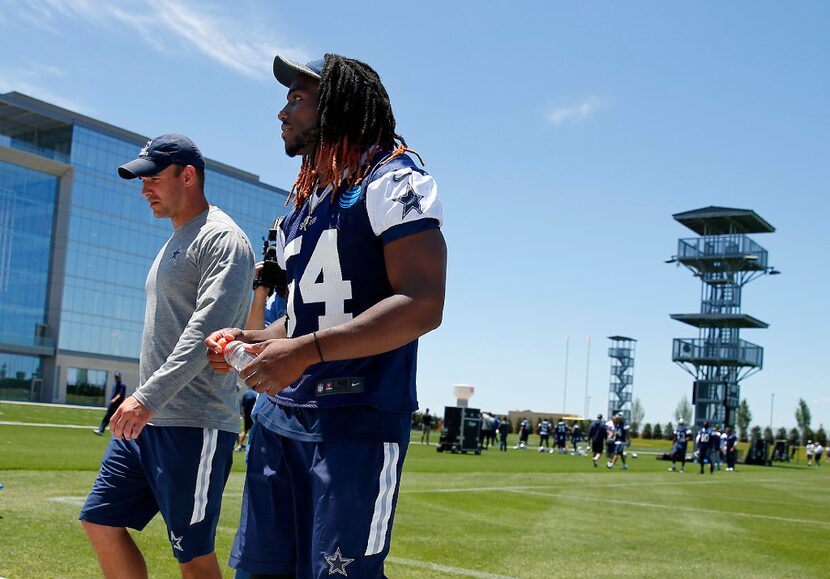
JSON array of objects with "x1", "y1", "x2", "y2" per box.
[{"x1": 381, "y1": 218, "x2": 440, "y2": 245}]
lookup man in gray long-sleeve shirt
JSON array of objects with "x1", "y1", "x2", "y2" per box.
[{"x1": 80, "y1": 134, "x2": 254, "y2": 579}]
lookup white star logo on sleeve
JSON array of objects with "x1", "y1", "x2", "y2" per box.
[{"x1": 323, "y1": 546, "x2": 354, "y2": 576}]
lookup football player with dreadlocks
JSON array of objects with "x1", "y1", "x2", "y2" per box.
[{"x1": 206, "y1": 53, "x2": 446, "y2": 578}]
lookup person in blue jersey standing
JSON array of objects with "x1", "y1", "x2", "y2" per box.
[
  {"x1": 696, "y1": 421, "x2": 715, "y2": 474},
  {"x1": 554, "y1": 418, "x2": 569, "y2": 454},
  {"x1": 588, "y1": 414, "x2": 606, "y2": 467},
  {"x1": 571, "y1": 421, "x2": 582, "y2": 454},
  {"x1": 723, "y1": 426, "x2": 738, "y2": 471},
  {"x1": 537, "y1": 418, "x2": 551, "y2": 452},
  {"x1": 608, "y1": 414, "x2": 630, "y2": 469},
  {"x1": 80, "y1": 135, "x2": 255, "y2": 578},
  {"x1": 498, "y1": 417, "x2": 510, "y2": 452},
  {"x1": 93, "y1": 371, "x2": 127, "y2": 436},
  {"x1": 668, "y1": 418, "x2": 690, "y2": 472},
  {"x1": 206, "y1": 53, "x2": 446, "y2": 578}
]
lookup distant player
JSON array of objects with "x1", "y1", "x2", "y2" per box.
[
  {"x1": 669, "y1": 418, "x2": 690, "y2": 472},
  {"x1": 696, "y1": 421, "x2": 715, "y2": 474},
  {"x1": 93, "y1": 371, "x2": 127, "y2": 436},
  {"x1": 806, "y1": 440, "x2": 815, "y2": 466},
  {"x1": 723, "y1": 426, "x2": 738, "y2": 471},
  {"x1": 236, "y1": 388, "x2": 257, "y2": 452},
  {"x1": 588, "y1": 414, "x2": 606, "y2": 467},
  {"x1": 608, "y1": 414, "x2": 629, "y2": 469},
  {"x1": 497, "y1": 417, "x2": 510, "y2": 452},
  {"x1": 605, "y1": 417, "x2": 617, "y2": 459},
  {"x1": 421, "y1": 409, "x2": 433, "y2": 445},
  {"x1": 554, "y1": 419, "x2": 569, "y2": 454},
  {"x1": 711, "y1": 424, "x2": 723, "y2": 470},
  {"x1": 537, "y1": 418, "x2": 551, "y2": 452},
  {"x1": 516, "y1": 418, "x2": 531, "y2": 449},
  {"x1": 814, "y1": 442, "x2": 823, "y2": 467},
  {"x1": 571, "y1": 421, "x2": 582, "y2": 454}
]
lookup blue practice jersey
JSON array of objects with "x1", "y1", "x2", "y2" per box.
[
  {"x1": 673, "y1": 426, "x2": 688, "y2": 452},
  {"x1": 696, "y1": 428, "x2": 713, "y2": 450},
  {"x1": 614, "y1": 422, "x2": 629, "y2": 442},
  {"x1": 539, "y1": 420, "x2": 551, "y2": 435},
  {"x1": 266, "y1": 150, "x2": 442, "y2": 412}
]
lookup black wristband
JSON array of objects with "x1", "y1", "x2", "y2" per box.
[{"x1": 312, "y1": 332, "x2": 325, "y2": 363}]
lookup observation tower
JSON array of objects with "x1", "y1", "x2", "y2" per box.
[
  {"x1": 608, "y1": 336, "x2": 636, "y2": 423},
  {"x1": 668, "y1": 206, "x2": 779, "y2": 428}
]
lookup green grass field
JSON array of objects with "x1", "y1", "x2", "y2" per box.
[{"x1": 1, "y1": 401, "x2": 828, "y2": 578}]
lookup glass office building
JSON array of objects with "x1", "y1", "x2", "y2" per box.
[{"x1": 0, "y1": 92, "x2": 287, "y2": 405}]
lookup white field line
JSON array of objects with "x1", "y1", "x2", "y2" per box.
[
  {"x1": 1, "y1": 400, "x2": 105, "y2": 411},
  {"x1": 502, "y1": 488, "x2": 830, "y2": 528},
  {"x1": 400, "y1": 478, "x2": 824, "y2": 510},
  {"x1": 0, "y1": 421, "x2": 99, "y2": 429},
  {"x1": 401, "y1": 478, "x2": 780, "y2": 494},
  {"x1": 388, "y1": 556, "x2": 518, "y2": 579}
]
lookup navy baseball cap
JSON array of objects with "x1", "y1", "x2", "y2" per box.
[
  {"x1": 273, "y1": 55, "x2": 324, "y2": 88},
  {"x1": 118, "y1": 134, "x2": 205, "y2": 179}
]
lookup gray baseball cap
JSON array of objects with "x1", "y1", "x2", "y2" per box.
[{"x1": 273, "y1": 55, "x2": 324, "y2": 88}]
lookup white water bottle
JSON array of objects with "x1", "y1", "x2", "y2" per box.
[{"x1": 223, "y1": 340, "x2": 255, "y2": 388}]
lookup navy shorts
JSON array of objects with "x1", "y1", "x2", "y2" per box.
[
  {"x1": 230, "y1": 424, "x2": 409, "y2": 578},
  {"x1": 613, "y1": 441, "x2": 626, "y2": 455},
  {"x1": 79, "y1": 425, "x2": 235, "y2": 563}
]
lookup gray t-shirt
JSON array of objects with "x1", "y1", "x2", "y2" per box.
[{"x1": 133, "y1": 206, "x2": 254, "y2": 433}]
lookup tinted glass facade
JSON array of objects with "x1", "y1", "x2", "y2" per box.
[
  {"x1": 0, "y1": 92, "x2": 287, "y2": 404},
  {"x1": 0, "y1": 160, "x2": 57, "y2": 347}
]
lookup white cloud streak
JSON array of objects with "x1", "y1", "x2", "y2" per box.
[
  {"x1": 0, "y1": 76, "x2": 87, "y2": 113},
  {"x1": 814, "y1": 396, "x2": 830, "y2": 406},
  {"x1": 545, "y1": 97, "x2": 606, "y2": 128},
  {"x1": 11, "y1": 0, "x2": 308, "y2": 80}
]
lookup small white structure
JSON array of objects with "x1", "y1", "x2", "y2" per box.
[{"x1": 452, "y1": 384, "x2": 475, "y2": 408}]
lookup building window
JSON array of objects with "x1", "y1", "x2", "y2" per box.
[
  {"x1": 0, "y1": 353, "x2": 42, "y2": 401},
  {"x1": 66, "y1": 367, "x2": 108, "y2": 406}
]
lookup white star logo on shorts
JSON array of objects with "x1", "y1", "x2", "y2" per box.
[
  {"x1": 169, "y1": 530, "x2": 184, "y2": 552},
  {"x1": 323, "y1": 546, "x2": 354, "y2": 576}
]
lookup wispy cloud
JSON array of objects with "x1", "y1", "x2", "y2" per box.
[
  {"x1": 545, "y1": 97, "x2": 606, "y2": 128},
  {"x1": 0, "y1": 75, "x2": 87, "y2": 113},
  {"x1": 0, "y1": 56, "x2": 79, "y2": 109},
  {"x1": 814, "y1": 396, "x2": 830, "y2": 406},
  {"x1": 11, "y1": 0, "x2": 308, "y2": 80}
]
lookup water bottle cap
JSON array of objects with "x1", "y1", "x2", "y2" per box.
[{"x1": 217, "y1": 337, "x2": 228, "y2": 353}]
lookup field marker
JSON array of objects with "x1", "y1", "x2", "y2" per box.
[
  {"x1": 388, "y1": 556, "x2": 517, "y2": 578},
  {"x1": 49, "y1": 497, "x2": 86, "y2": 506}
]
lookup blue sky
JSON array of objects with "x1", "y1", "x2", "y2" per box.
[{"x1": 2, "y1": 1, "x2": 828, "y2": 430}]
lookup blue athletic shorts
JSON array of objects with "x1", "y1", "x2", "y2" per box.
[
  {"x1": 230, "y1": 424, "x2": 409, "y2": 578},
  {"x1": 79, "y1": 425, "x2": 235, "y2": 563}
]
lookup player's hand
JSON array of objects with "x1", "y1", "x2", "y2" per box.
[
  {"x1": 205, "y1": 327, "x2": 247, "y2": 373},
  {"x1": 239, "y1": 336, "x2": 318, "y2": 395},
  {"x1": 110, "y1": 396, "x2": 154, "y2": 441}
]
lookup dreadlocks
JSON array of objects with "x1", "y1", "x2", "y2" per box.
[{"x1": 289, "y1": 53, "x2": 408, "y2": 208}]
